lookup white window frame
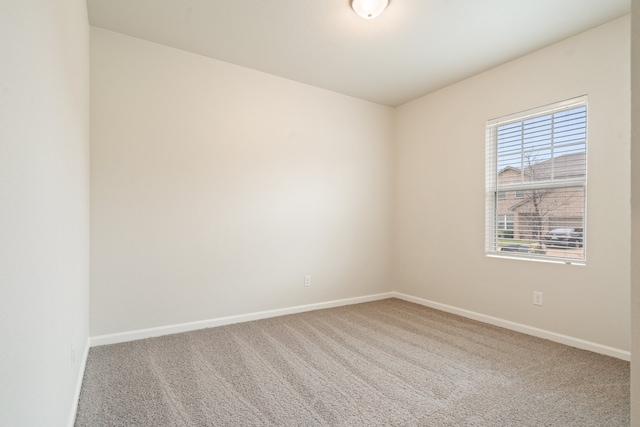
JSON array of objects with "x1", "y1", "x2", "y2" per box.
[{"x1": 485, "y1": 96, "x2": 587, "y2": 264}]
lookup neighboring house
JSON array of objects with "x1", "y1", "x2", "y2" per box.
[{"x1": 496, "y1": 153, "x2": 585, "y2": 241}]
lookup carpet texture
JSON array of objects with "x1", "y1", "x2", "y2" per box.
[{"x1": 75, "y1": 299, "x2": 629, "y2": 426}]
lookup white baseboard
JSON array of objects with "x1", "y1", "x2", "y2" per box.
[
  {"x1": 90, "y1": 292, "x2": 394, "y2": 347},
  {"x1": 392, "y1": 292, "x2": 631, "y2": 361},
  {"x1": 68, "y1": 336, "x2": 90, "y2": 427},
  {"x1": 89, "y1": 290, "x2": 630, "y2": 361}
]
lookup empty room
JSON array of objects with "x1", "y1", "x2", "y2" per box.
[{"x1": 2, "y1": 0, "x2": 640, "y2": 426}]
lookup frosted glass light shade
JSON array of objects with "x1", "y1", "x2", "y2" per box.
[{"x1": 352, "y1": 0, "x2": 389, "y2": 19}]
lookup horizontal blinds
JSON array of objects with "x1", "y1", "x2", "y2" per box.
[{"x1": 486, "y1": 99, "x2": 587, "y2": 263}]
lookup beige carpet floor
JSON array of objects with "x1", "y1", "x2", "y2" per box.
[{"x1": 75, "y1": 298, "x2": 629, "y2": 426}]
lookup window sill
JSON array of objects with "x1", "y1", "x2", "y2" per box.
[{"x1": 486, "y1": 253, "x2": 586, "y2": 266}]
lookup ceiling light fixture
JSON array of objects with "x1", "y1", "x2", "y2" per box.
[{"x1": 351, "y1": 0, "x2": 389, "y2": 19}]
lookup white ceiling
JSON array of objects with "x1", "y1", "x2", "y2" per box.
[{"x1": 86, "y1": 0, "x2": 630, "y2": 107}]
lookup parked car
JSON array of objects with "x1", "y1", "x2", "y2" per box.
[
  {"x1": 542, "y1": 228, "x2": 583, "y2": 248},
  {"x1": 500, "y1": 244, "x2": 530, "y2": 253}
]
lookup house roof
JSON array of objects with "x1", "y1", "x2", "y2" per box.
[{"x1": 498, "y1": 152, "x2": 586, "y2": 180}]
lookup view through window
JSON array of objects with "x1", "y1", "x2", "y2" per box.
[{"x1": 485, "y1": 97, "x2": 587, "y2": 263}]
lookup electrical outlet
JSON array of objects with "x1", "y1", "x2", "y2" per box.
[
  {"x1": 304, "y1": 275, "x2": 311, "y2": 287},
  {"x1": 533, "y1": 291, "x2": 543, "y2": 306}
]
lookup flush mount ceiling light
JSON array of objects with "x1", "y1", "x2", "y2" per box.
[{"x1": 351, "y1": 0, "x2": 389, "y2": 19}]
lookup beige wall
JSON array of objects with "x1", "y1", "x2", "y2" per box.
[
  {"x1": 394, "y1": 16, "x2": 631, "y2": 351},
  {"x1": 0, "y1": 0, "x2": 90, "y2": 426},
  {"x1": 630, "y1": 1, "x2": 639, "y2": 424},
  {"x1": 90, "y1": 28, "x2": 394, "y2": 336}
]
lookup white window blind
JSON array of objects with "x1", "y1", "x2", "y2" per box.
[{"x1": 485, "y1": 96, "x2": 587, "y2": 263}]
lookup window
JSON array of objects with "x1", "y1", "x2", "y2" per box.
[
  {"x1": 497, "y1": 214, "x2": 514, "y2": 229},
  {"x1": 485, "y1": 96, "x2": 587, "y2": 263},
  {"x1": 497, "y1": 214, "x2": 514, "y2": 239}
]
